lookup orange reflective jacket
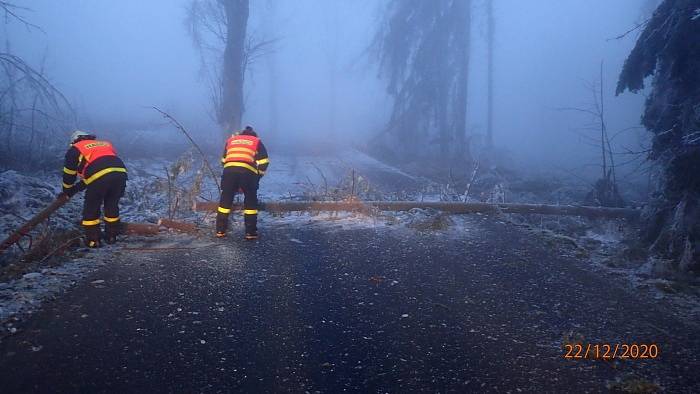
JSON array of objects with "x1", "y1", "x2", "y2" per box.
[
  {"x1": 224, "y1": 134, "x2": 260, "y2": 164},
  {"x1": 73, "y1": 140, "x2": 118, "y2": 177}
]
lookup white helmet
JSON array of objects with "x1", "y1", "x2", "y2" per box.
[{"x1": 70, "y1": 130, "x2": 90, "y2": 144}]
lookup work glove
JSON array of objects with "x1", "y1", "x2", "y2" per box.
[{"x1": 64, "y1": 185, "x2": 79, "y2": 198}]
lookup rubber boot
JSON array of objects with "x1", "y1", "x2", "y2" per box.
[
  {"x1": 84, "y1": 225, "x2": 101, "y2": 248},
  {"x1": 216, "y1": 213, "x2": 229, "y2": 238},
  {"x1": 105, "y1": 221, "x2": 121, "y2": 244},
  {"x1": 244, "y1": 213, "x2": 258, "y2": 240}
]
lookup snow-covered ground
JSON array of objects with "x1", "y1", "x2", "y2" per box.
[
  {"x1": 3, "y1": 149, "x2": 696, "y2": 336},
  {"x1": 0, "y1": 148, "x2": 430, "y2": 254},
  {"x1": 0, "y1": 149, "x2": 437, "y2": 334}
]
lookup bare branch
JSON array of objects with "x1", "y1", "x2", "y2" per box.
[
  {"x1": 555, "y1": 106, "x2": 600, "y2": 117},
  {"x1": 0, "y1": 1, "x2": 43, "y2": 32},
  {"x1": 151, "y1": 106, "x2": 221, "y2": 193},
  {"x1": 606, "y1": 18, "x2": 650, "y2": 41}
]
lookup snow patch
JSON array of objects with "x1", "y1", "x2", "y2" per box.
[{"x1": 0, "y1": 252, "x2": 106, "y2": 334}]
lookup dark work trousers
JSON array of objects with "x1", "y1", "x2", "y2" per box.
[
  {"x1": 216, "y1": 167, "x2": 259, "y2": 234},
  {"x1": 82, "y1": 171, "x2": 127, "y2": 243}
]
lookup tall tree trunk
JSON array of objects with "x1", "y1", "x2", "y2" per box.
[
  {"x1": 453, "y1": 0, "x2": 471, "y2": 162},
  {"x1": 220, "y1": 0, "x2": 249, "y2": 140},
  {"x1": 485, "y1": 0, "x2": 494, "y2": 148}
]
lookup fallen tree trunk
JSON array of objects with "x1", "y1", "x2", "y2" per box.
[
  {"x1": 194, "y1": 200, "x2": 640, "y2": 220},
  {"x1": 0, "y1": 194, "x2": 70, "y2": 254},
  {"x1": 0, "y1": 194, "x2": 164, "y2": 255},
  {"x1": 123, "y1": 222, "x2": 160, "y2": 236},
  {"x1": 158, "y1": 218, "x2": 198, "y2": 234}
]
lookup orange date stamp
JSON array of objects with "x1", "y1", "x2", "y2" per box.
[{"x1": 563, "y1": 343, "x2": 659, "y2": 360}]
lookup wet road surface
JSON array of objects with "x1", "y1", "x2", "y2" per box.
[{"x1": 1, "y1": 216, "x2": 699, "y2": 393}]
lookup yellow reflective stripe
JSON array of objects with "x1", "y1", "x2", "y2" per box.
[
  {"x1": 84, "y1": 167, "x2": 127, "y2": 185},
  {"x1": 223, "y1": 162, "x2": 259, "y2": 174},
  {"x1": 256, "y1": 158, "x2": 269, "y2": 165},
  {"x1": 243, "y1": 209, "x2": 258, "y2": 215},
  {"x1": 63, "y1": 167, "x2": 77, "y2": 175},
  {"x1": 104, "y1": 216, "x2": 120, "y2": 223},
  {"x1": 227, "y1": 147, "x2": 255, "y2": 155},
  {"x1": 82, "y1": 219, "x2": 101, "y2": 226},
  {"x1": 218, "y1": 206, "x2": 231, "y2": 214},
  {"x1": 225, "y1": 153, "x2": 255, "y2": 161},
  {"x1": 62, "y1": 182, "x2": 73, "y2": 189}
]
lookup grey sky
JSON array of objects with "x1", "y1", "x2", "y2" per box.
[{"x1": 6, "y1": 0, "x2": 650, "y2": 175}]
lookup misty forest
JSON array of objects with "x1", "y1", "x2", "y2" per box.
[{"x1": 1, "y1": 0, "x2": 699, "y2": 392}]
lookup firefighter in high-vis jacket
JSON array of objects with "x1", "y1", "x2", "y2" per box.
[
  {"x1": 60, "y1": 130, "x2": 127, "y2": 248},
  {"x1": 216, "y1": 126, "x2": 269, "y2": 240}
]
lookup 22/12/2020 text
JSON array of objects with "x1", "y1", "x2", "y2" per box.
[{"x1": 563, "y1": 343, "x2": 659, "y2": 360}]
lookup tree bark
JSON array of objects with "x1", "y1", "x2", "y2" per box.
[
  {"x1": 158, "y1": 218, "x2": 198, "y2": 234},
  {"x1": 0, "y1": 194, "x2": 70, "y2": 253},
  {"x1": 0, "y1": 194, "x2": 162, "y2": 255},
  {"x1": 219, "y1": 0, "x2": 249, "y2": 140},
  {"x1": 122, "y1": 222, "x2": 160, "y2": 236}
]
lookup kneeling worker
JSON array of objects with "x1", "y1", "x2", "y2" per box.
[
  {"x1": 216, "y1": 126, "x2": 269, "y2": 240},
  {"x1": 60, "y1": 130, "x2": 127, "y2": 247}
]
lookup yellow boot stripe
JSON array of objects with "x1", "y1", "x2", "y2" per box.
[
  {"x1": 104, "y1": 216, "x2": 120, "y2": 223},
  {"x1": 62, "y1": 182, "x2": 73, "y2": 189},
  {"x1": 82, "y1": 219, "x2": 101, "y2": 226},
  {"x1": 63, "y1": 167, "x2": 77, "y2": 175},
  {"x1": 218, "y1": 206, "x2": 231, "y2": 214},
  {"x1": 243, "y1": 209, "x2": 258, "y2": 215}
]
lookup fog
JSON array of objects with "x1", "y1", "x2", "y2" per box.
[{"x1": 6, "y1": 0, "x2": 652, "y2": 176}]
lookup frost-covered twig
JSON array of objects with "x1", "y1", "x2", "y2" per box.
[
  {"x1": 463, "y1": 160, "x2": 480, "y2": 202},
  {"x1": 152, "y1": 106, "x2": 221, "y2": 193},
  {"x1": 311, "y1": 162, "x2": 328, "y2": 196},
  {"x1": 606, "y1": 18, "x2": 650, "y2": 41},
  {"x1": 38, "y1": 236, "x2": 80, "y2": 264}
]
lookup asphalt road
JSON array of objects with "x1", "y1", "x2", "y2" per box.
[{"x1": 1, "y1": 216, "x2": 699, "y2": 393}]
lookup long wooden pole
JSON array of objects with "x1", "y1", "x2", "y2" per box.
[
  {"x1": 0, "y1": 195, "x2": 166, "y2": 255},
  {"x1": 0, "y1": 194, "x2": 71, "y2": 253},
  {"x1": 194, "y1": 200, "x2": 640, "y2": 220}
]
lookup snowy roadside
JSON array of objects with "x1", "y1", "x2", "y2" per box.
[
  {"x1": 0, "y1": 150, "x2": 431, "y2": 336},
  {"x1": 0, "y1": 252, "x2": 107, "y2": 337},
  {"x1": 4, "y1": 148, "x2": 690, "y2": 337}
]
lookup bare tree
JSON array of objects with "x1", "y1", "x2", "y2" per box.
[
  {"x1": 557, "y1": 62, "x2": 623, "y2": 207},
  {"x1": 219, "y1": 0, "x2": 248, "y2": 134},
  {"x1": 187, "y1": 0, "x2": 274, "y2": 140},
  {"x1": 0, "y1": 2, "x2": 73, "y2": 166}
]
